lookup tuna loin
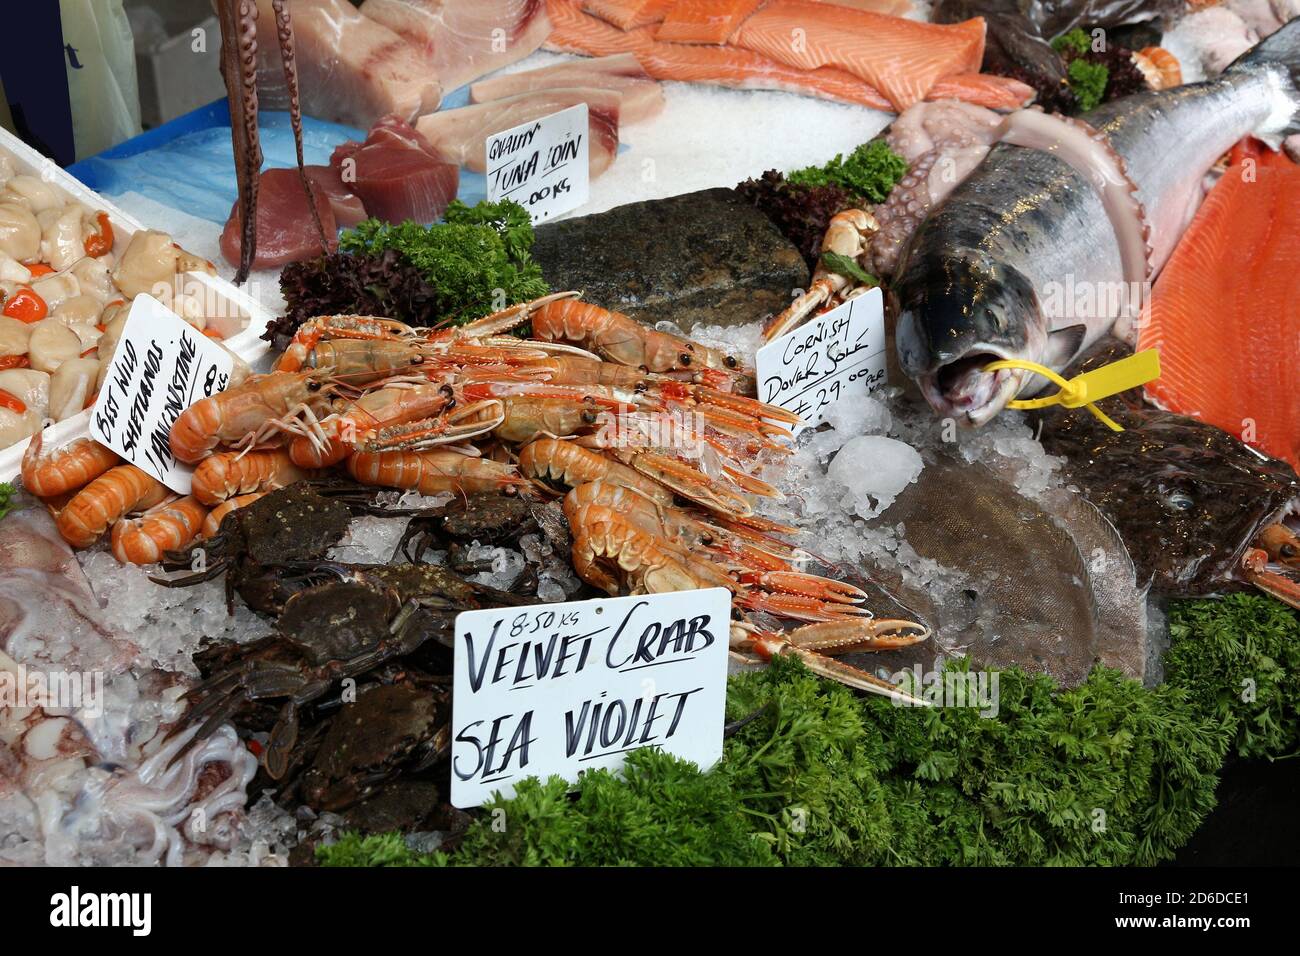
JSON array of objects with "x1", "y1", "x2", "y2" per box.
[
  {"x1": 331, "y1": 116, "x2": 459, "y2": 224},
  {"x1": 220, "y1": 166, "x2": 339, "y2": 272}
]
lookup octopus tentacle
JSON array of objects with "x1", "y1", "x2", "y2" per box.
[
  {"x1": 270, "y1": 0, "x2": 329, "y2": 252},
  {"x1": 218, "y1": 0, "x2": 263, "y2": 285}
]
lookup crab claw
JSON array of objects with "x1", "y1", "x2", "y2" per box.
[
  {"x1": 782, "y1": 618, "x2": 931, "y2": 654},
  {"x1": 731, "y1": 623, "x2": 928, "y2": 706},
  {"x1": 1242, "y1": 546, "x2": 1300, "y2": 610},
  {"x1": 629, "y1": 451, "x2": 755, "y2": 518},
  {"x1": 737, "y1": 569, "x2": 866, "y2": 604},
  {"x1": 737, "y1": 590, "x2": 874, "y2": 623},
  {"x1": 449, "y1": 290, "x2": 583, "y2": 339}
]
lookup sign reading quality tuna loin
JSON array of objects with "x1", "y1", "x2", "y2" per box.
[{"x1": 485, "y1": 104, "x2": 590, "y2": 223}]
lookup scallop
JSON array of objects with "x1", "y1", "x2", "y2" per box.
[
  {"x1": 0, "y1": 201, "x2": 40, "y2": 261},
  {"x1": 65, "y1": 322, "x2": 102, "y2": 350},
  {"x1": 111, "y1": 229, "x2": 180, "y2": 299},
  {"x1": 0, "y1": 249, "x2": 31, "y2": 283},
  {"x1": 26, "y1": 319, "x2": 83, "y2": 374},
  {"x1": 96, "y1": 308, "x2": 129, "y2": 362},
  {"x1": 48, "y1": 357, "x2": 99, "y2": 421},
  {"x1": 2, "y1": 174, "x2": 65, "y2": 213},
  {"x1": 52, "y1": 294, "x2": 104, "y2": 326},
  {"x1": 70, "y1": 255, "x2": 118, "y2": 302},
  {"x1": 40, "y1": 205, "x2": 85, "y2": 271},
  {"x1": 0, "y1": 367, "x2": 50, "y2": 447},
  {"x1": 30, "y1": 271, "x2": 81, "y2": 312},
  {"x1": 0, "y1": 315, "x2": 32, "y2": 357}
]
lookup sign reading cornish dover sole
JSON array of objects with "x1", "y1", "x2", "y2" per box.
[{"x1": 755, "y1": 286, "x2": 887, "y2": 436}]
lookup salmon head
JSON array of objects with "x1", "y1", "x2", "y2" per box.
[{"x1": 894, "y1": 248, "x2": 1065, "y2": 428}]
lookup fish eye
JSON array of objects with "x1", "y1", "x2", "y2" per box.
[
  {"x1": 725, "y1": 355, "x2": 738, "y2": 368},
  {"x1": 1163, "y1": 492, "x2": 1194, "y2": 512}
]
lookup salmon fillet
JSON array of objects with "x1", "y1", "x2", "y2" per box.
[
  {"x1": 730, "y1": 0, "x2": 986, "y2": 111},
  {"x1": 546, "y1": 0, "x2": 658, "y2": 55},
  {"x1": 544, "y1": 0, "x2": 1024, "y2": 111},
  {"x1": 470, "y1": 54, "x2": 666, "y2": 124},
  {"x1": 414, "y1": 88, "x2": 622, "y2": 177},
  {"x1": 654, "y1": 0, "x2": 765, "y2": 44},
  {"x1": 583, "y1": 0, "x2": 676, "y2": 29},
  {"x1": 811, "y1": 0, "x2": 913, "y2": 13},
  {"x1": 1139, "y1": 160, "x2": 1300, "y2": 471},
  {"x1": 358, "y1": 0, "x2": 551, "y2": 93}
]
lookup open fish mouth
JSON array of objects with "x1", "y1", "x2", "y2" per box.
[{"x1": 918, "y1": 351, "x2": 1026, "y2": 427}]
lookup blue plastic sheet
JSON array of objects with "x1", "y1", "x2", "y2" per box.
[{"x1": 67, "y1": 92, "x2": 489, "y2": 225}]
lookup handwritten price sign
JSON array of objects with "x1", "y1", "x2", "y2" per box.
[
  {"x1": 450, "y1": 589, "x2": 730, "y2": 808},
  {"x1": 755, "y1": 287, "x2": 887, "y2": 436},
  {"x1": 88, "y1": 294, "x2": 234, "y2": 493},
  {"x1": 485, "y1": 104, "x2": 589, "y2": 223}
]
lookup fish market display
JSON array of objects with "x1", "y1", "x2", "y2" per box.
[
  {"x1": 1138, "y1": 152, "x2": 1299, "y2": 472},
  {"x1": 330, "y1": 116, "x2": 460, "y2": 224},
  {"x1": 252, "y1": 0, "x2": 442, "y2": 130},
  {"x1": 415, "y1": 89, "x2": 622, "y2": 175},
  {"x1": 894, "y1": 21, "x2": 1300, "y2": 426},
  {"x1": 469, "y1": 53, "x2": 666, "y2": 124},
  {"x1": 358, "y1": 0, "x2": 552, "y2": 94}
]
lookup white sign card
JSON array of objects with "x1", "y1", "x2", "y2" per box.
[
  {"x1": 755, "y1": 287, "x2": 887, "y2": 436},
  {"x1": 485, "y1": 103, "x2": 590, "y2": 223},
  {"x1": 451, "y1": 588, "x2": 731, "y2": 808},
  {"x1": 88, "y1": 294, "x2": 235, "y2": 494}
]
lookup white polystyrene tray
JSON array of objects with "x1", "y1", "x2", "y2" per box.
[{"x1": 0, "y1": 126, "x2": 275, "y2": 483}]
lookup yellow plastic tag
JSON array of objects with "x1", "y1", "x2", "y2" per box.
[{"x1": 982, "y1": 349, "x2": 1161, "y2": 432}]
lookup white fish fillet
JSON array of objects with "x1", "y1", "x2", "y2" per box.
[
  {"x1": 254, "y1": 0, "x2": 442, "y2": 127},
  {"x1": 469, "y1": 53, "x2": 665, "y2": 123},
  {"x1": 359, "y1": 0, "x2": 552, "y2": 93},
  {"x1": 416, "y1": 88, "x2": 622, "y2": 175}
]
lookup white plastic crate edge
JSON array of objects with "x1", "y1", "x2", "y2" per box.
[{"x1": 0, "y1": 126, "x2": 276, "y2": 483}]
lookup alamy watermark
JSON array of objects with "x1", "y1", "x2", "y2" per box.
[
  {"x1": 891, "y1": 665, "x2": 1000, "y2": 717},
  {"x1": 0, "y1": 665, "x2": 105, "y2": 719}
]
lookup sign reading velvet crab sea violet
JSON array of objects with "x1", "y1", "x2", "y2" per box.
[
  {"x1": 485, "y1": 104, "x2": 590, "y2": 223},
  {"x1": 89, "y1": 294, "x2": 234, "y2": 494},
  {"x1": 755, "y1": 286, "x2": 887, "y2": 437},
  {"x1": 450, "y1": 588, "x2": 731, "y2": 808}
]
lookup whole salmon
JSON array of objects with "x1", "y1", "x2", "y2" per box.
[{"x1": 894, "y1": 19, "x2": 1300, "y2": 425}]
